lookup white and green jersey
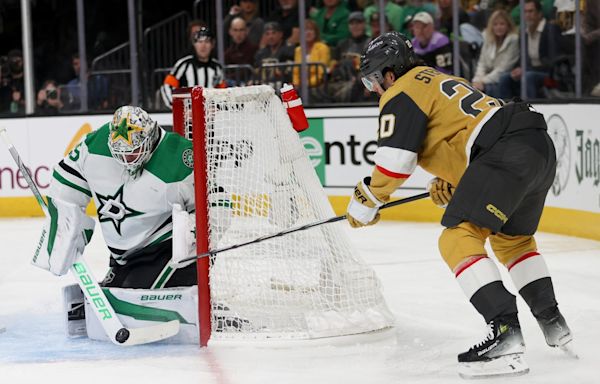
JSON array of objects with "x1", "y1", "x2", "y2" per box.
[{"x1": 48, "y1": 123, "x2": 195, "y2": 264}]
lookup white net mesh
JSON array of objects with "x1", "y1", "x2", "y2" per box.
[{"x1": 179, "y1": 85, "x2": 394, "y2": 340}]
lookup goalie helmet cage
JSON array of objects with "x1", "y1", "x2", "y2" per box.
[{"x1": 172, "y1": 85, "x2": 394, "y2": 347}]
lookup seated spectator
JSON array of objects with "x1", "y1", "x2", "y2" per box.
[
  {"x1": 293, "y1": 19, "x2": 331, "y2": 88},
  {"x1": 410, "y1": 12, "x2": 453, "y2": 74},
  {"x1": 333, "y1": 11, "x2": 370, "y2": 62},
  {"x1": 553, "y1": 0, "x2": 577, "y2": 55},
  {"x1": 330, "y1": 11, "x2": 370, "y2": 102},
  {"x1": 225, "y1": 0, "x2": 265, "y2": 47},
  {"x1": 471, "y1": 10, "x2": 519, "y2": 97},
  {"x1": 311, "y1": 0, "x2": 350, "y2": 47},
  {"x1": 510, "y1": 0, "x2": 555, "y2": 26},
  {"x1": 225, "y1": 17, "x2": 258, "y2": 66},
  {"x1": 364, "y1": 0, "x2": 404, "y2": 37},
  {"x1": 63, "y1": 53, "x2": 109, "y2": 111},
  {"x1": 0, "y1": 49, "x2": 25, "y2": 114},
  {"x1": 254, "y1": 21, "x2": 295, "y2": 67},
  {"x1": 37, "y1": 80, "x2": 64, "y2": 115},
  {"x1": 267, "y1": 0, "x2": 301, "y2": 45},
  {"x1": 399, "y1": 0, "x2": 438, "y2": 36},
  {"x1": 160, "y1": 27, "x2": 225, "y2": 109},
  {"x1": 437, "y1": 0, "x2": 471, "y2": 38},
  {"x1": 254, "y1": 21, "x2": 295, "y2": 87},
  {"x1": 370, "y1": 11, "x2": 391, "y2": 39},
  {"x1": 498, "y1": 0, "x2": 561, "y2": 99}
]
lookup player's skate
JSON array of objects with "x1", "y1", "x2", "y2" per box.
[
  {"x1": 536, "y1": 306, "x2": 577, "y2": 358},
  {"x1": 457, "y1": 314, "x2": 529, "y2": 379}
]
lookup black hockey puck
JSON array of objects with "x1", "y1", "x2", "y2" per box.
[{"x1": 116, "y1": 328, "x2": 130, "y2": 343}]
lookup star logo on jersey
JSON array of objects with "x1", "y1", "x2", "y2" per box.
[
  {"x1": 110, "y1": 113, "x2": 144, "y2": 146},
  {"x1": 96, "y1": 185, "x2": 144, "y2": 235}
]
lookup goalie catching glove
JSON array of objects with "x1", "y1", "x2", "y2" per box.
[
  {"x1": 32, "y1": 197, "x2": 95, "y2": 276},
  {"x1": 427, "y1": 177, "x2": 454, "y2": 208},
  {"x1": 347, "y1": 177, "x2": 384, "y2": 228}
]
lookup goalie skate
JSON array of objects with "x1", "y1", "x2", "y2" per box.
[{"x1": 458, "y1": 314, "x2": 529, "y2": 379}]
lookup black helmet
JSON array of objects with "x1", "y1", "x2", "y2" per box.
[
  {"x1": 193, "y1": 27, "x2": 213, "y2": 42},
  {"x1": 359, "y1": 32, "x2": 418, "y2": 88}
]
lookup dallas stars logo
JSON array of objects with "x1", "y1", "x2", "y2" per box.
[
  {"x1": 110, "y1": 113, "x2": 144, "y2": 146},
  {"x1": 96, "y1": 185, "x2": 143, "y2": 235}
]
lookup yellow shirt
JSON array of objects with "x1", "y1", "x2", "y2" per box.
[{"x1": 293, "y1": 41, "x2": 331, "y2": 87}]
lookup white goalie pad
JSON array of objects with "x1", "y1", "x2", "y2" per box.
[
  {"x1": 172, "y1": 204, "x2": 196, "y2": 267},
  {"x1": 85, "y1": 286, "x2": 199, "y2": 344},
  {"x1": 63, "y1": 283, "x2": 86, "y2": 338}
]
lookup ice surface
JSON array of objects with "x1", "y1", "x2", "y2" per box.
[{"x1": 1, "y1": 218, "x2": 598, "y2": 383}]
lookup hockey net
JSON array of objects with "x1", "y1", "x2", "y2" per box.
[{"x1": 172, "y1": 85, "x2": 393, "y2": 346}]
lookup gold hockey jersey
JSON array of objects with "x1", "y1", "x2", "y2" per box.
[{"x1": 370, "y1": 66, "x2": 503, "y2": 198}]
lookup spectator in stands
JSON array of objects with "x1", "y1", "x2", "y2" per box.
[
  {"x1": 225, "y1": 0, "x2": 265, "y2": 47},
  {"x1": 310, "y1": 0, "x2": 350, "y2": 47},
  {"x1": 292, "y1": 19, "x2": 331, "y2": 88},
  {"x1": 36, "y1": 79, "x2": 64, "y2": 115},
  {"x1": 333, "y1": 11, "x2": 370, "y2": 62},
  {"x1": 225, "y1": 17, "x2": 258, "y2": 66},
  {"x1": 267, "y1": 0, "x2": 301, "y2": 45},
  {"x1": 410, "y1": 12, "x2": 454, "y2": 74},
  {"x1": 330, "y1": 11, "x2": 371, "y2": 102},
  {"x1": 0, "y1": 49, "x2": 25, "y2": 114},
  {"x1": 399, "y1": 0, "x2": 438, "y2": 36},
  {"x1": 370, "y1": 11, "x2": 390, "y2": 39},
  {"x1": 254, "y1": 21, "x2": 295, "y2": 87},
  {"x1": 437, "y1": 0, "x2": 471, "y2": 38},
  {"x1": 254, "y1": 21, "x2": 295, "y2": 67},
  {"x1": 364, "y1": 0, "x2": 404, "y2": 37},
  {"x1": 498, "y1": 0, "x2": 561, "y2": 99},
  {"x1": 160, "y1": 27, "x2": 225, "y2": 109},
  {"x1": 471, "y1": 10, "x2": 519, "y2": 97},
  {"x1": 63, "y1": 53, "x2": 110, "y2": 111}
]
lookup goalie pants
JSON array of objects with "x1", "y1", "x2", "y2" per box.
[{"x1": 102, "y1": 239, "x2": 197, "y2": 289}]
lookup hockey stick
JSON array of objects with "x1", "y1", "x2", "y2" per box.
[
  {"x1": 0, "y1": 128, "x2": 179, "y2": 346},
  {"x1": 178, "y1": 191, "x2": 430, "y2": 265}
]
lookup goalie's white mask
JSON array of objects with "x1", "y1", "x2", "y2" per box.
[{"x1": 108, "y1": 106, "x2": 160, "y2": 176}]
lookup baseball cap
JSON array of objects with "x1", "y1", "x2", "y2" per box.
[
  {"x1": 411, "y1": 11, "x2": 434, "y2": 25},
  {"x1": 264, "y1": 21, "x2": 283, "y2": 32},
  {"x1": 348, "y1": 11, "x2": 365, "y2": 23}
]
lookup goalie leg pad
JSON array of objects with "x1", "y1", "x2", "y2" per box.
[
  {"x1": 62, "y1": 283, "x2": 87, "y2": 338},
  {"x1": 85, "y1": 286, "x2": 199, "y2": 344}
]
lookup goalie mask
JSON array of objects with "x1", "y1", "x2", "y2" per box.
[{"x1": 108, "y1": 106, "x2": 160, "y2": 176}]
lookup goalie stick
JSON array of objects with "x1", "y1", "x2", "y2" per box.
[
  {"x1": 177, "y1": 191, "x2": 430, "y2": 265},
  {"x1": 0, "y1": 128, "x2": 180, "y2": 346}
]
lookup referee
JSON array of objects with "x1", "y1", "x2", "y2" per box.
[{"x1": 161, "y1": 27, "x2": 225, "y2": 109}]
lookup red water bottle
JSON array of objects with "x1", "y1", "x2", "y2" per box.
[{"x1": 280, "y1": 83, "x2": 309, "y2": 132}]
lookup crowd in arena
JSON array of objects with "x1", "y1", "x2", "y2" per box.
[{"x1": 1, "y1": 0, "x2": 599, "y2": 115}]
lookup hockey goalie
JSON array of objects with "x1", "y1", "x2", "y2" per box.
[{"x1": 32, "y1": 106, "x2": 211, "y2": 343}]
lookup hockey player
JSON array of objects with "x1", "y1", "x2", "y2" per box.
[
  {"x1": 32, "y1": 106, "x2": 197, "y2": 289},
  {"x1": 346, "y1": 32, "x2": 573, "y2": 378}
]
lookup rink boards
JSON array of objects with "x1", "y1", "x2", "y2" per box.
[{"x1": 0, "y1": 104, "x2": 598, "y2": 240}]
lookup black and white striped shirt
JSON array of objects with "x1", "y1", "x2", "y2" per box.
[{"x1": 160, "y1": 56, "x2": 224, "y2": 109}]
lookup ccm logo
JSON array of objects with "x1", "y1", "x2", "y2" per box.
[{"x1": 486, "y1": 204, "x2": 508, "y2": 223}]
